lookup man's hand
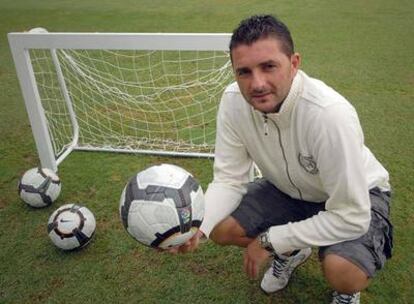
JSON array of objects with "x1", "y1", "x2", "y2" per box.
[
  {"x1": 243, "y1": 238, "x2": 271, "y2": 279},
  {"x1": 163, "y1": 229, "x2": 205, "y2": 254}
]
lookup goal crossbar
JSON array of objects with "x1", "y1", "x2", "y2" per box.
[
  {"x1": 8, "y1": 32, "x2": 231, "y2": 51},
  {"x1": 8, "y1": 30, "x2": 233, "y2": 171}
]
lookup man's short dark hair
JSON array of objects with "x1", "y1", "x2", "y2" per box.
[{"x1": 229, "y1": 15, "x2": 294, "y2": 57}]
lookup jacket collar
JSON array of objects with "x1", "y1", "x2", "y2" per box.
[{"x1": 259, "y1": 70, "x2": 304, "y2": 128}]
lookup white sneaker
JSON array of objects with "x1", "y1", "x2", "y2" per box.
[
  {"x1": 260, "y1": 248, "x2": 312, "y2": 294},
  {"x1": 331, "y1": 291, "x2": 360, "y2": 304}
]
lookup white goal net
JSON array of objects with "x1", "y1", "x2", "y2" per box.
[{"x1": 8, "y1": 31, "x2": 233, "y2": 171}]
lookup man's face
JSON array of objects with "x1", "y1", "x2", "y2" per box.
[{"x1": 231, "y1": 37, "x2": 300, "y2": 113}]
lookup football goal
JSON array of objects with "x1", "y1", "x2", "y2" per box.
[{"x1": 8, "y1": 29, "x2": 233, "y2": 172}]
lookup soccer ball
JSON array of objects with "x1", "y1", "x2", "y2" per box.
[
  {"x1": 18, "y1": 167, "x2": 61, "y2": 208},
  {"x1": 29, "y1": 27, "x2": 48, "y2": 33},
  {"x1": 47, "y1": 203, "x2": 96, "y2": 251},
  {"x1": 119, "y1": 164, "x2": 205, "y2": 249}
]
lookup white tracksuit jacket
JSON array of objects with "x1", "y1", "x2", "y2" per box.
[{"x1": 200, "y1": 70, "x2": 390, "y2": 255}]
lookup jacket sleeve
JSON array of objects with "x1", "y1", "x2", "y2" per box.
[
  {"x1": 268, "y1": 103, "x2": 371, "y2": 255},
  {"x1": 199, "y1": 93, "x2": 252, "y2": 237}
]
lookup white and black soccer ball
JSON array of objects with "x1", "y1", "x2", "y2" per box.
[
  {"x1": 47, "y1": 204, "x2": 96, "y2": 251},
  {"x1": 119, "y1": 164, "x2": 205, "y2": 249},
  {"x1": 18, "y1": 167, "x2": 61, "y2": 208}
]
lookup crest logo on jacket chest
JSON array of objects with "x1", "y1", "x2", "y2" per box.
[{"x1": 298, "y1": 153, "x2": 319, "y2": 175}]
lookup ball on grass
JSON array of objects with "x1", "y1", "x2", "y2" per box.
[
  {"x1": 47, "y1": 203, "x2": 96, "y2": 251},
  {"x1": 18, "y1": 167, "x2": 61, "y2": 208}
]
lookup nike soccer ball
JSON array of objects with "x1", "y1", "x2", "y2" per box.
[
  {"x1": 18, "y1": 167, "x2": 61, "y2": 208},
  {"x1": 47, "y1": 203, "x2": 96, "y2": 250},
  {"x1": 119, "y1": 164, "x2": 205, "y2": 249}
]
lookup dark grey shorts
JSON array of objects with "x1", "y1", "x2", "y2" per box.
[{"x1": 231, "y1": 179, "x2": 393, "y2": 278}]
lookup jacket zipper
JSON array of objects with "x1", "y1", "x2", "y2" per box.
[
  {"x1": 263, "y1": 114, "x2": 269, "y2": 136},
  {"x1": 264, "y1": 114, "x2": 303, "y2": 200}
]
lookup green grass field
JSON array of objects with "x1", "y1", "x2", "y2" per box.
[{"x1": 1, "y1": 0, "x2": 413, "y2": 303}]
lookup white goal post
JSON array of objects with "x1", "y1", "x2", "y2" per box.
[{"x1": 8, "y1": 30, "x2": 233, "y2": 172}]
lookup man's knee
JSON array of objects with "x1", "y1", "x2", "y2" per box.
[
  {"x1": 322, "y1": 254, "x2": 370, "y2": 294},
  {"x1": 209, "y1": 216, "x2": 248, "y2": 246}
]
